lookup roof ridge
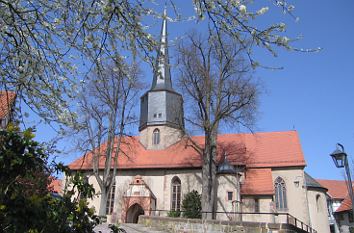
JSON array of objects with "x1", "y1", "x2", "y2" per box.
[
  {"x1": 122, "y1": 131, "x2": 298, "y2": 138},
  {"x1": 184, "y1": 130, "x2": 298, "y2": 138},
  {"x1": 316, "y1": 178, "x2": 348, "y2": 182}
]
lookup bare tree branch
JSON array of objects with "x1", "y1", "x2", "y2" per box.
[
  {"x1": 177, "y1": 31, "x2": 259, "y2": 219},
  {"x1": 71, "y1": 58, "x2": 141, "y2": 216}
]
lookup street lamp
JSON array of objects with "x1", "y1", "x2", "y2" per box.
[
  {"x1": 330, "y1": 143, "x2": 346, "y2": 168},
  {"x1": 330, "y1": 143, "x2": 354, "y2": 219}
]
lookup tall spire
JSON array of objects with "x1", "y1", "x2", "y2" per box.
[
  {"x1": 151, "y1": 7, "x2": 173, "y2": 91},
  {"x1": 139, "y1": 6, "x2": 185, "y2": 147}
]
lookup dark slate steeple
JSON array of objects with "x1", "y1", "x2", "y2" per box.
[
  {"x1": 151, "y1": 8, "x2": 173, "y2": 91},
  {"x1": 139, "y1": 9, "x2": 184, "y2": 133}
]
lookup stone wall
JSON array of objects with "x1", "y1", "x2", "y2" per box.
[
  {"x1": 138, "y1": 215, "x2": 311, "y2": 233},
  {"x1": 139, "y1": 125, "x2": 182, "y2": 149}
]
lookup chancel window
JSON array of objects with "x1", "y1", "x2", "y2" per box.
[
  {"x1": 106, "y1": 181, "x2": 116, "y2": 215},
  {"x1": 274, "y1": 177, "x2": 287, "y2": 210},
  {"x1": 316, "y1": 194, "x2": 321, "y2": 212},
  {"x1": 171, "y1": 177, "x2": 181, "y2": 211},
  {"x1": 153, "y1": 128, "x2": 160, "y2": 145}
]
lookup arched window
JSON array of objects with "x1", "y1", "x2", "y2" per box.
[
  {"x1": 106, "y1": 181, "x2": 116, "y2": 215},
  {"x1": 274, "y1": 177, "x2": 287, "y2": 210},
  {"x1": 316, "y1": 194, "x2": 321, "y2": 212},
  {"x1": 153, "y1": 128, "x2": 160, "y2": 145},
  {"x1": 171, "y1": 177, "x2": 181, "y2": 211}
]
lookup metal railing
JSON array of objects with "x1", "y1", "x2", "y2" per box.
[{"x1": 146, "y1": 209, "x2": 317, "y2": 233}]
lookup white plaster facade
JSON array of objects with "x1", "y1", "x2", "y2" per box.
[
  {"x1": 272, "y1": 168, "x2": 310, "y2": 224},
  {"x1": 307, "y1": 189, "x2": 331, "y2": 233},
  {"x1": 80, "y1": 169, "x2": 202, "y2": 222},
  {"x1": 66, "y1": 166, "x2": 330, "y2": 233}
]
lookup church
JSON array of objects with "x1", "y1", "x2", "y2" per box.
[{"x1": 68, "y1": 12, "x2": 330, "y2": 233}]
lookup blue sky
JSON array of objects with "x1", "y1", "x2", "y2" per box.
[
  {"x1": 252, "y1": 0, "x2": 354, "y2": 179},
  {"x1": 30, "y1": 1, "x2": 354, "y2": 180}
]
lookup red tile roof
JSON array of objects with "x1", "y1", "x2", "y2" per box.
[
  {"x1": 69, "y1": 131, "x2": 306, "y2": 170},
  {"x1": 336, "y1": 195, "x2": 352, "y2": 213},
  {"x1": 0, "y1": 91, "x2": 16, "y2": 119},
  {"x1": 241, "y1": 168, "x2": 274, "y2": 195},
  {"x1": 48, "y1": 178, "x2": 62, "y2": 194},
  {"x1": 316, "y1": 179, "x2": 348, "y2": 200}
]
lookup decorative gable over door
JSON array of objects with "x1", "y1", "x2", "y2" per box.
[{"x1": 121, "y1": 175, "x2": 156, "y2": 223}]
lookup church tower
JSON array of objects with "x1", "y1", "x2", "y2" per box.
[{"x1": 139, "y1": 9, "x2": 184, "y2": 150}]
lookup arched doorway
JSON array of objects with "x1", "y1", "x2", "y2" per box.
[
  {"x1": 121, "y1": 176, "x2": 156, "y2": 223},
  {"x1": 126, "y1": 203, "x2": 145, "y2": 223}
]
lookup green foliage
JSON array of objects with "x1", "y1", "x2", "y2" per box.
[
  {"x1": 109, "y1": 224, "x2": 120, "y2": 233},
  {"x1": 0, "y1": 127, "x2": 49, "y2": 232},
  {"x1": 108, "y1": 224, "x2": 126, "y2": 233},
  {"x1": 167, "y1": 210, "x2": 181, "y2": 218},
  {"x1": 0, "y1": 128, "x2": 98, "y2": 233},
  {"x1": 182, "y1": 190, "x2": 202, "y2": 219}
]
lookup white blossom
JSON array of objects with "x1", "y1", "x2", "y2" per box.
[
  {"x1": 239, "y1": 5, "x2": 247, "y2": 14},
  {"x1": 257, "y1": 7, "x2": 269, "y2": 15}
]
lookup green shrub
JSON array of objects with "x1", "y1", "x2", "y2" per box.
[
  {"x1": 167, "y1": 210, "x2": 181, "y2": 217},
  {"x1": 182, "y1": 190, "x2": 201, "y2": 219},
  {"x1": 0, "y1": 127, "x2": 98, "y2": 233}
]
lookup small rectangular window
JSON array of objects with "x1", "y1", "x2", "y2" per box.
[
  {"x1": 153, "y1": 113, "x2": 157, "y2": 118},
  {"x1": 227, "y1": 191, "x2": 233, "y2": 201},
  {"x1": 255, "y1": 198, "x2": 260, "y2": 212},
  {"x1": 158, "y1": 113, "x2": 162, "y2": 118}
]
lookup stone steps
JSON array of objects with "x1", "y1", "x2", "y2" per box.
[{"x1": 122, "y1": 223, "x2": 169, "y2": 233}]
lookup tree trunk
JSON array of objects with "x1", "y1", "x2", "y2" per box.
[
  {"x1": 98, "y1": 186, "x2": 108, "y2": 217},
  {"x1": 201, "y1": 131, "x2": 217, "y2": 220},
  {"x1": 210, "y1": 130, "x2": 217, "y2": 219}
]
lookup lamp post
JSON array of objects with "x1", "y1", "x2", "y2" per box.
[{"x1": 330, "y1": 143, "x2": 354, "y2": 219}]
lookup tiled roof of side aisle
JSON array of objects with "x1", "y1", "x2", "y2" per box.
[
  {"x1": 0, "y1": 91, "x2": 16, "y2": 119},
  {"x1": 336, "y1": 195, "x2": 352, "y2": 213},
  {"x1": 316, "y1": 179, "x2": 349, "y2": 200},
  {"x1": 241, "y1": 168, "x2": 274, "y2": 195},
  {"x1": 69, "y1": 131, "x2": 306, "y2": 170}
]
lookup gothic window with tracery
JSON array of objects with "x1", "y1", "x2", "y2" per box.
[
  {"x1": 171, "y1": 177, "x2": 181, "y2": 211},
  {"x1": 274, "y1": 177, "x2": 287, "y2": 210}
]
